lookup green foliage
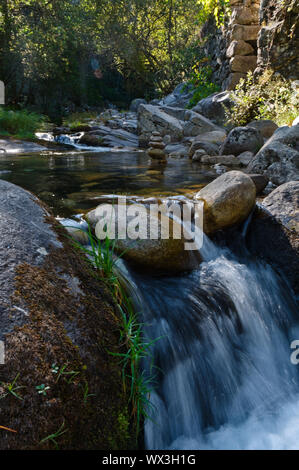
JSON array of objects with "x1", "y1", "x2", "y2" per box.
[
  {"x1": 0, "y1": 373, "x2": 24, "y2": 400},
  {"x1": 51, "y1": 362, "x2": 80, "y2": 384},
  {"x1": 226, "y1": 70, "x2": 299, "y2": 127},
  {"x1": 39, "y1": 421, "x2": 68, "y2": 450},
  {"x1": 63, "y1": 111, "x2": 98, "y2": 130},
  {"x1": 0, "y1": 0, "x2": 203, "y2": 109},
  {"x1": 0, "y1": 108, "x2": 44, "y2": 139},
  {"x1": 187, "y1": 64, "x2": 220, "y2": 108},
  {"x1": 197, "y1": 0, "x2": 231, "y2": 26}
]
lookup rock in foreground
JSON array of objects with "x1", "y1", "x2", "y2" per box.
[
  {"x1": 195, "y1": 171, "x2": 256, "y2": 234},
  {"x1": 86, "y1": 205, "x2": 200, "y2": 275},
  {"x1": 0, "y1": 180, "x2": 132, "y2": 450}
]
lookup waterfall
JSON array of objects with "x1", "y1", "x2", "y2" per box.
[
  {"x1": 123, "y1": 231, "x2": 299, "y2": 450},
  {"x1": 60, "y1": 211, "x2": 299, "y2": 450}
]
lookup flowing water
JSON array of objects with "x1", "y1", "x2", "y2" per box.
[
  {"x1": 120, "y1": 232, "x2": 299, "y2": 450},
  {"x1": 1, "y1": 146, "x2": 298, "y2": 450}
]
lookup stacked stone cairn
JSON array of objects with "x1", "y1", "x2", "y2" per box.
[{"x1": 147, "y1": 132, "x2": 166, "y2": 161}]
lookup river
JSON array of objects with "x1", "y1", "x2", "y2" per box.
[{"x1": 1, "y1": 147, "x2": 298, "y2": 450}]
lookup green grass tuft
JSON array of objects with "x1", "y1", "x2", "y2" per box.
[
  {"x1": 69, "y1": 223, "x2": 159, "y2": 438},
  {"x1": 0, "y1": 107, "x2": 45, "y2": 140}
]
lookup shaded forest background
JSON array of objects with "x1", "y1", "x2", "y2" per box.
[{"x1": 0, "y1": 0, "x2": 216, "y2": 121}]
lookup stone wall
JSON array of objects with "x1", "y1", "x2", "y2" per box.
[
  {"x1": 203, "y1": 0, "x2": 298, "y2": 90},
  {"x1": 256, "y1": 0, "x2": 299, "y2": 79},
  {"x1": 225, "y1": 0, "x2": 260, "y2": 89}
]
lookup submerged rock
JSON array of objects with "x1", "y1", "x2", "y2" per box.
[
  {"x1": 0, "y1": 180, "x2": 132, "y2": 450},
  {"x1": 195, "y1": 170, "x2": 256, "y2": 234}
]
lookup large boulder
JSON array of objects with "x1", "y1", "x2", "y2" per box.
[
  {"x1": 159, "y1": 106, "x2": 187, "y2": 121},
  {"x1": 86, "y1": 204, "x2": 200, "y2": 274},
  {"x1": 195, "y1": 171, "x2": 256, "y2": 234},
  {"x1": 0, "y1": 138, "x2": 48, "y2": 154},
  {"x1": 137, "y1": 104, "x2": 183, "y2": 147},
  {"x1": 247, "y1": 120, "x2": 278, "y2": 139},
  {"x1": 183, "y1": 110, "x2": 222, "y2": 137},
  {"x1": 192, "y1": 91, "x2": 233, "y2": 126},
  {"x1": 102, "y1": 128, "x2": 139, "y2": 148},
  {"x1": 221, "y1": 126, "x2": 264, "y2": 156},
  {"x1": 0, "y1": 180, "x2": 132, "y2": 450},
  {"x1": 247, "y1": 181, "x2": 299, "y2": 296},
  {"x1": 262, "y1": 181, "x2": 299, "y2": 232},
  {"x1": 247, "y1": 125, "x2": 299, "y2": 185}
]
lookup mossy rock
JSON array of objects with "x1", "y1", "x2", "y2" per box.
[{"x1": 0, "y1": 180, "x2": 135, "y2": 450}]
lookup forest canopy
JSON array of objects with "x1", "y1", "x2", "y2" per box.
[{"x1": 1, "y1": 0, "x2": 218, "y2": 117}]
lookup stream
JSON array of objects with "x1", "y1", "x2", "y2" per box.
[
  {"x1": 122, "y1": 236, "x2": 299, "y2": 450},
  {"x1": 1, "y1": 146, "x2": 298, "y2": 450}
]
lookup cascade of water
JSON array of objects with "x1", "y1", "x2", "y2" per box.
[
  {"x1": 124, "y1": 229, "x2": 299, "y2": 450},
  {"x1": 60, "y1": 213, "x2": 299, "y2": 450}
]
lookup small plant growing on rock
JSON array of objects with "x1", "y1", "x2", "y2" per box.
[
  {"x1": 36, "y1": 384, "x2": 50, "y2": 396},
  {"x1": 39, "y1": 421, "x2": 68, "y2": 450},
  {"x1": 69, "y1": 224, "x2": 160, "y2": 438},
  {"x1": 52, "y1": 362, "x2": 80, "y2": 384},
  {"x1": 0, "y1": 373, "x2": 24, "y2": 400}
]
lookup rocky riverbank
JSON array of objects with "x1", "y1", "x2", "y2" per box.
[{"x1": 0, "y1": 180, "x2": 134, "y2": 450}]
